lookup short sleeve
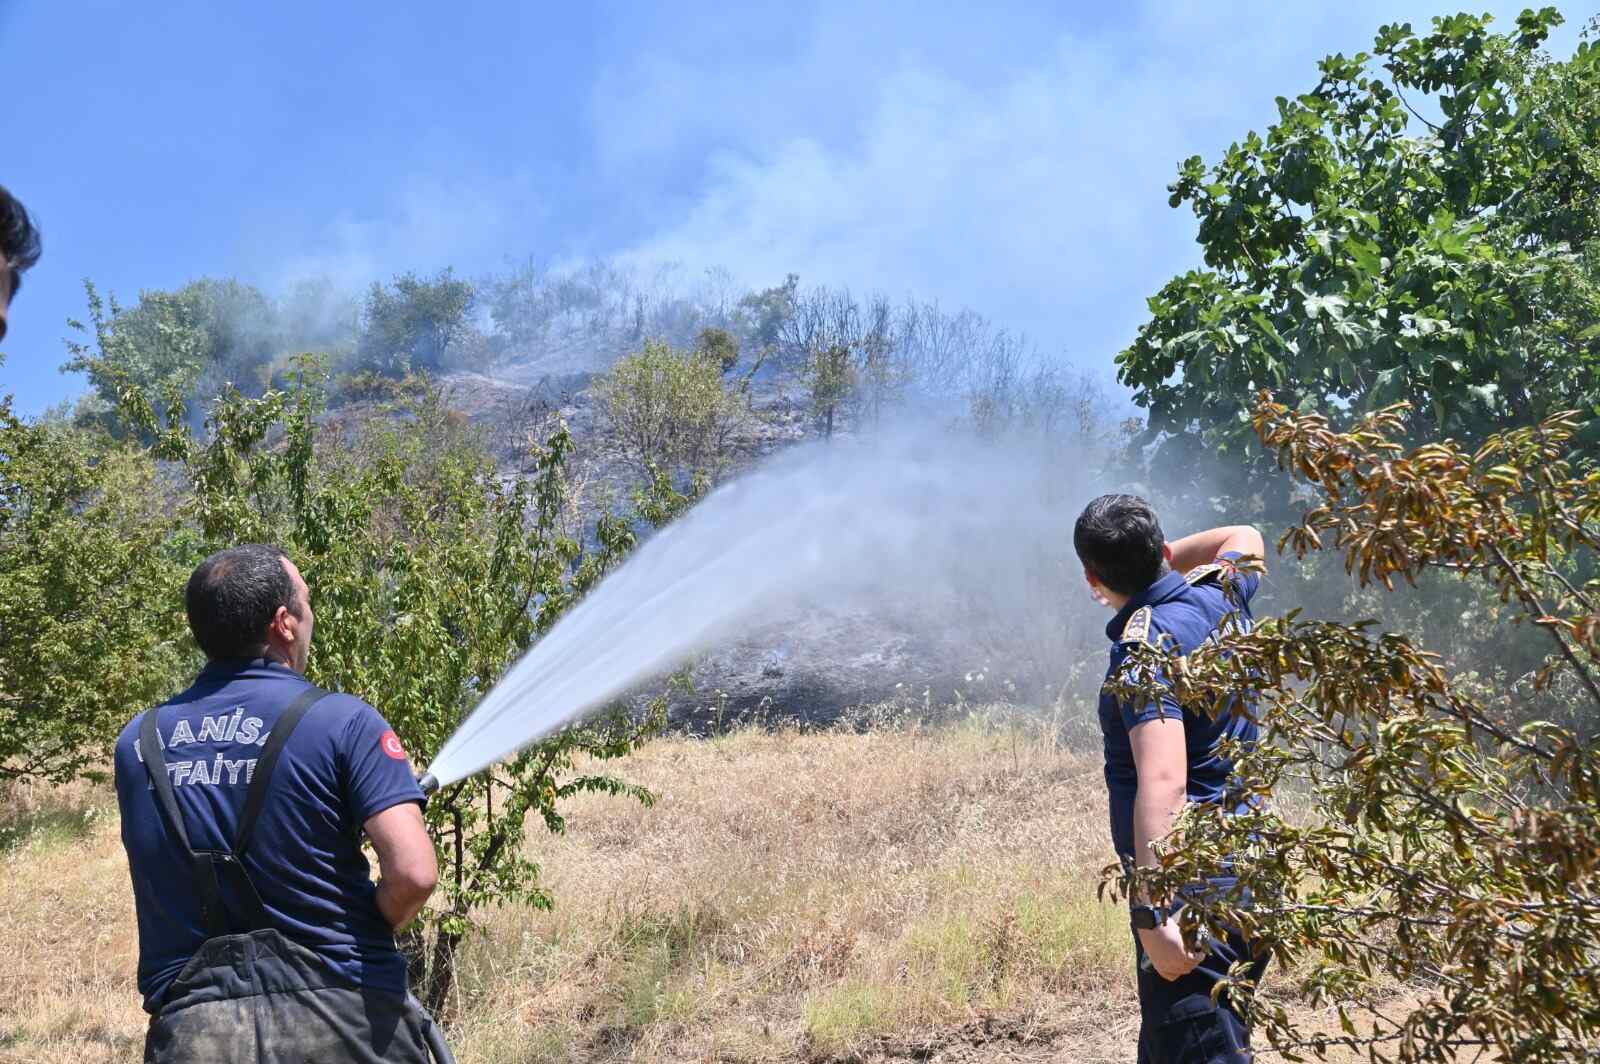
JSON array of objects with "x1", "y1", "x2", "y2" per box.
[
  {"x1": 338, "y1": 702, "x2": 426, "y2": 826},
  {"x1": 113, "y1": 716, "x2": 141, "y2": 807},
  {"x1": 1218, "y1": 550, "x2": 1261, "y2": 605},
  {"x1": 1120, "y1": 690, "x2": 1186, "y2": 733},
  {"x1": 1108, "y1": 645, "x2": 1186, "y2": 733}
]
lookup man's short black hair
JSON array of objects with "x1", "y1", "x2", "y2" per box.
[
  {"x1": 1073, "y1": 494, "x2": 1168, "y2": 596},
  {"x1": 0, "y1": 185, "x2": 41, "y2": 299},
  {"x1": 185, "y1": 545, "x2": 301, "y2": 660}
]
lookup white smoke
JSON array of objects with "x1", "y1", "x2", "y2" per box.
[{"x1": 427, "y1": 426, "x2": 1109, "y2": 785}]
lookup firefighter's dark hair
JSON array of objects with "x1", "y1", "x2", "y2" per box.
[
  {"x1": 185, "y1": 545, "x2": 301, "y2": 660},
  {"x1": 1073, "y1": 493, "x2": 1169, "y2": 596},
  {"x1": 0, "y1": 185, "x2": 41, "y2": 299}
]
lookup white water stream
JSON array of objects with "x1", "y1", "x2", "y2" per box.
[{"x1": 426, "y1": 434, "x2": 1088, "y2": 786}]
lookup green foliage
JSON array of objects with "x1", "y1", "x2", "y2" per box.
[
  {"x1": 62, "y1": 276, "x2": 364, "y2": 431},
  {"x1": 181, "y1": 278, "x2": 286, "y2": 398},
  {"x1": 735, "y1": 273, "x2": 798, "y2": 353},
  {"x1": 329, "y1": 368, "x2": 433, "y2": 406},
  {"x1": 64, "y1": 281, "x2": 212, "y2": 434},
  {"x1": 596, "y1": 339, "x2": 753, "y2": 479},
  {"x1": 695, "y1": 326, "x2": 741, "y2": 373},
  {"x1": 1120, "y1": 8, "x2": 1600, "y2": 461},
  {"x1": 774, "y1": 287, "x2": 903, "y2": 437},
  {"x1": 1108, "y1": 396, "x2": 1600, "y2": 1062},
  {"x1": 357, "y1": 269, "x2": 477, "y2": 378},
  {"x1": 804, "y1": 343, "x2": 856, "y2": 439},
  {"x1": 0, "y1": 365, "x2": 193, "y2": 783}
]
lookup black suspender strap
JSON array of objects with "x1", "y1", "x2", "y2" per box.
[
  {"x1": 224, "y1": 685, "x2": 329, "y2": 932},
  {"x1": 234, "y1": 687, "x2": 328, "y2": 860},
  {"x1": 139, "y1": 705, "x2": 192, "y2": 852},
  {"x1": 138, "y1": 685, "x2": 330, "y2": 937},
  {"x1": 139, "y1": 705, "x2": 231, "y2": 935}
]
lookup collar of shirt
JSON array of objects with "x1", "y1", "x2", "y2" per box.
[
  {"x1": 196, "y1": 657, "x2": 303, "y2": 682},
  {"x1": 1103, "y1": 569, "x2": 1188, "y2": 642}
]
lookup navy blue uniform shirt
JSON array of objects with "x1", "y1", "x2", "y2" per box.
[
  {"x1": 1098, "y1": 552, "x2": 1260, "y2": 861},
  {"x1": 114, "y1": 659, "x2": 425, "y2": 1012}
]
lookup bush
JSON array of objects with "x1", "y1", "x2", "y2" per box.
[
  {"x1": 596, "y1": 339, "x2": 752, "y2": 479},
  {"x1": 357, "y1": 269, "x2": 476, "y2": 378},
  {"x1": 0, "y1": 375, "x2": 193, "y2": 783}
]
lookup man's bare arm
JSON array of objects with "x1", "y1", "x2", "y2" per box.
[
  {"x1": 1129, "y1": 715, "x2": 1204, "y2": 980},
  {"x1": 1130, "y1": 716, "x2": 1188, "y2": 886},
  {"x1": 365, "y1": 801, "x2": 438, "y2": 931},
  {"x1": 1167, "y1": 525, "x2": 1265, "y2": 575}
]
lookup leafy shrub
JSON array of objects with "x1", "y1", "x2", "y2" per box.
[
  {"x1": 596, "y1": 339, "x2": 753, "y2": 479},
  {"x1": 0, "y1": 403, "x2": 192, "y2": 783}
]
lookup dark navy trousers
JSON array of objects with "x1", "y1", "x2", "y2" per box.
[{"x1": 1133, "y1": 925, "x2": 1267, "y2": 1064}]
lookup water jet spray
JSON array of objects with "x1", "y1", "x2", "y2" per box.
[{"x1": 411, "y1": 434, "x2": 1082, "y2": 791}]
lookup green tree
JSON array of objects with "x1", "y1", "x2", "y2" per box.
[
  {"x1": 775, "y1": 287, "x2": 898, "y2": 438},
  {"x1": 185, "y1": 278, "x2": 289, "y2": 399},
  {"x1": 596, "y1": 339, "x2": 752, "y2": 479},
  {"x1": 357, "y1": 269, "x2": 477, "y2": 377},
  {"x1": 1119, "y1": 9, "x2": 1600, "y2": 465},
  {"x1": 695, "y1": 325, "x2": 741, "y2": 373},
  {"x1": 736, "y1": 273, "x2": 798, "y2": 353},
  {"x1": 1110, "y1": 395, "x2": 1600, "y2": 1062},
  {"x1": 64, "y1": 281, "x2": 211, "y2": 433},
  {"x1": 804, "y1": 342, "x2": 856, "y2": 439},
  {"x1": 0, "y1": 360, "x2": 192, "y2": 782},
  {"x1": 62, "y1": 277, "x2": 359, "y2": 432}
]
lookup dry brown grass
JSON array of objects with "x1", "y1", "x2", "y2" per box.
[
  {"x1": 0, "y1": 718, "x2": 1381, "y2": 1063},
  {"x1": 0, "y1": 776, "x2": 146, "y2": 1063},
  {"x1": 442, "y1": 717, "x2": 1139, "y2": 1063}
]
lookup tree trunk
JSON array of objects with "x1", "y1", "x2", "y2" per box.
[
  {"x1": 398, "y1": 923, "x2": 428, "y2": 990},
  {"x1": 423, "y1": 925, "x2": 464, "y2": 1015}
]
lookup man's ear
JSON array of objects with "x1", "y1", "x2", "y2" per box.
[
  {"x1": 267, "y1": 605, "x2": 293, "y2": 643},
  {"x1": 1084, "y1": 566, "x2": 1112, "y2": 607},
  {"x1": 1162, "y1": 542, "x2": 1174, "y2": 566}
]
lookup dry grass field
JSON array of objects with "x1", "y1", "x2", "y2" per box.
[{"x1": 0, "y1": 716, "x2": 1373, "y2": 1063}]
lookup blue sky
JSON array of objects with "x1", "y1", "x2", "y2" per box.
[{"x1": 0, "y1": 1, "x2": 1584, "y2": 416}]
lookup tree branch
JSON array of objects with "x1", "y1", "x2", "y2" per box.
[{"x1": 1490, "y1": 542, "x2": 1600, "y2": 712}]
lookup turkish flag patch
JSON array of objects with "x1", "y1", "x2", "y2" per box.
[{"x1": 380, "y1": 730, "x2": 407, "y2": 760}]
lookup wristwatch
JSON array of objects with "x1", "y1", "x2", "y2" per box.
[{"x1": 1130, "y1": 904, "x2": 1168, "y2": 930}]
